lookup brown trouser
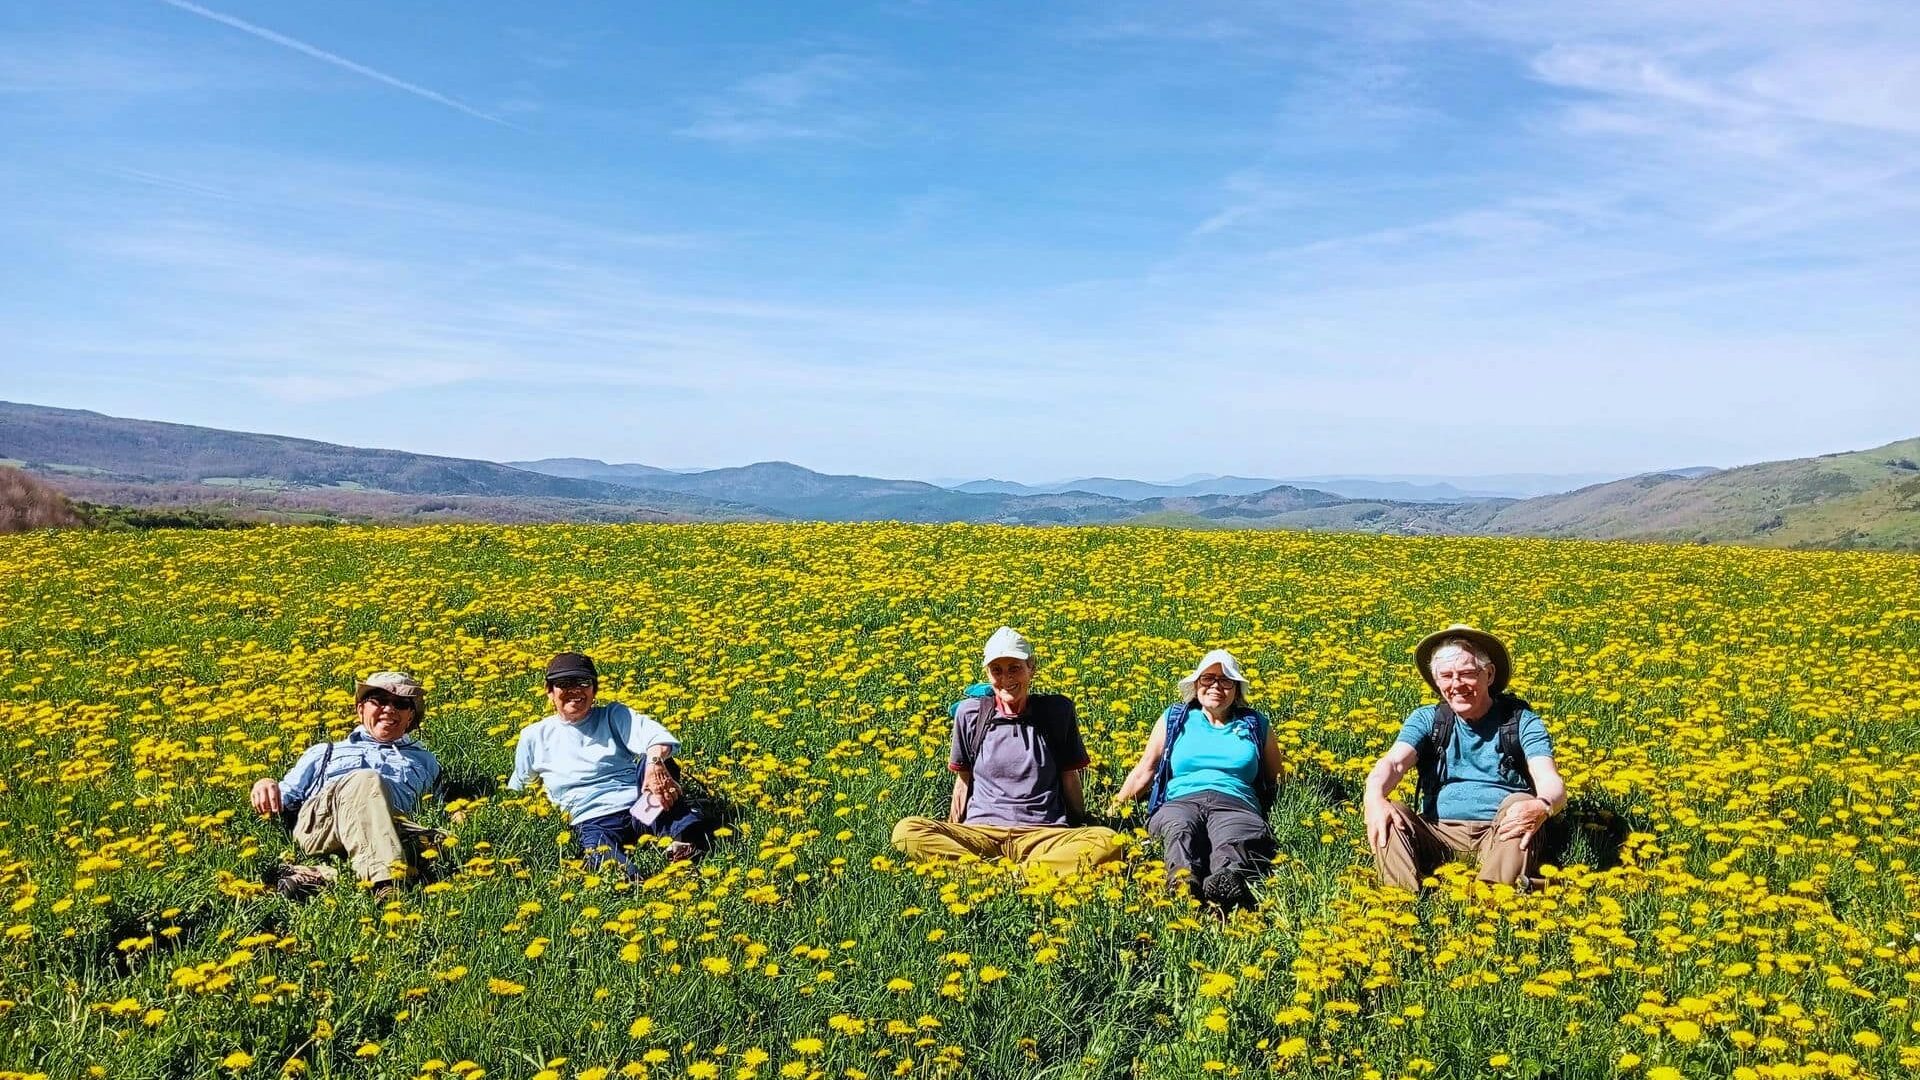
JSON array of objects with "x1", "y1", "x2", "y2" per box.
[
  {"x1": 1373, "y1": 792, "x2": 1540, "y2": 891},
  {"x1": 891, "y1": 817, "x2": 1126, "y2": 877},
  {"x1": 293, "y1": 770, "x2": 438, "y2": 884}
]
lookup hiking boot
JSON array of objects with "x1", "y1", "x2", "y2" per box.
[
  {"x1": 264, "y1": 863, "x2": 337, "y2": 901},
  {"x1": 371, "y1": 881, "x2": 403, "y2": 903},
  {"x1": 1202, "y1": 870, "x2": 1247, "y2": 906},
  {"x1": 666, "y1": 841, "x2": 699, "y2": 863}
]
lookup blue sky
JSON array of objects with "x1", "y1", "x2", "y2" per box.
[{"x1": 3, "y1": 1, "x2": 1917, "y2": 481}]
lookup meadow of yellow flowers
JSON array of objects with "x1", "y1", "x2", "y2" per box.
[{"x1": 1, "y1": 523, "x2": 1918, "y2": 1079}]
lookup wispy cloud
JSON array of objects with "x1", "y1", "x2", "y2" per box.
[
  {"x1": 154, "y1": 0, "x2": 508, "y2": 125},
  {"x1": 678, "y1": 52, "x2": 879, "y2": 144}
]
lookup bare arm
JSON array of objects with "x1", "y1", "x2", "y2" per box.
[
  {"x1": 948, "y1": 770, "x2": 971, "y2": 823},
  {"x1": 1363, "y1": 742, "x2": 1420, "y2": 851},
  {"x1": 1059, "y1": 767, "x2": 1089, "y2": 823},
  {"x1": 1109, "y1": 716, "x2": 1169, "y2": 811},
  {"x1": 1496, "y1": 756, "x2": 1568, "y2": 847},
  {"x1": 1364, "y1": 741, "x2": 1419, "y2": 806},
  {"x1": 1260, "y1": 725, "x2": 1284, "y2": 784}
]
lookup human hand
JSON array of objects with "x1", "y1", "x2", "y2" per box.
[
  {"x1": 1364, "y1": 798, "x2": 1404, "y2": 851},
  {"x1": 1497, "y1": 798, "x2": 1551, "y2": 849},
  {"x1": 250, "y1": 778, "x2": 283, "y2": 816},
  {"x1": 1105, "y1": 796, "x2": 1131, "y2": 817},
  {"x1": 644, "y1": 759, "x2": 680, "y2": 808}
]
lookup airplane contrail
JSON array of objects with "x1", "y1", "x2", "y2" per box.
[{"x1": 156, "y1": 0, "x2": 507, "y2": 126}]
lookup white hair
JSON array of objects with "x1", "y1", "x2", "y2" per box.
[{"x1": 1430, "y1": 638, "x2": 1493, "y2": 675}]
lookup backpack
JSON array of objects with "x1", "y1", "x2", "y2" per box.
[
  {"x1": 1411, "y1": 693, "x2": 1534, "y2": 821},
  {"x1": 1145, "y1": 703, "x2": 1277, "y2": 816}
]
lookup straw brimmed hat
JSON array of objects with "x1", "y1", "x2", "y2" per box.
[
  {"x1": 1414, "y1": 625, "x2": 1512, "y2": 694},
  {"x1": 353, "y1": 670, "x2": 427, "y2": 717}
]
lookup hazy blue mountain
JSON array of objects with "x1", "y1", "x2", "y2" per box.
[
  {"x1": 507, "y1": 457, "x2": 681, "y2": 483},
  {"x1": 0, "y1": 401, "x2": 767, "y2": 521}
]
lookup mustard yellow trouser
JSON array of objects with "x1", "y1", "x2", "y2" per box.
[
  {"x1": 890, "y1": 816, "x2": 1125, "y2": 876},
  {"x1": 1372, "y1": 792, "x2": 1541, "y2": 891},
  {"x1": 292, "y1": 770, "x2": 435, "y2": 884}
]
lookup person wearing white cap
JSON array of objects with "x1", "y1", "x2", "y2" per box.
[
  {"x1": 890, "y1": 627, "x2": 1126, "y2": 876},
  {"x1": 1363, "y1": 625, "x2": 1566, "y2": 891},
  {"x1": 1109, "y1": 648, "x2": 1282, "y2": 904},
  {"x1": 249, "y1": 671, "x2": 442, "y2": 900}
]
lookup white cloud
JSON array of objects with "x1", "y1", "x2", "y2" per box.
[{"x1": 677, "y1": 52, "x2": 882, "y2": 144}]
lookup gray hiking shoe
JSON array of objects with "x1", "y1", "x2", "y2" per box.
[{"x1": 264, "y1": 863, "x2": 338, "y2": 901}]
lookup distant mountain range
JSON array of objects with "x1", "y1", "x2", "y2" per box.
[
  {"x1": 937, "y1": 472, "x2": 1639, "y2": 502},
  {"x1": 3, "y1": 400, "x2": 1915, "y2": 548}
]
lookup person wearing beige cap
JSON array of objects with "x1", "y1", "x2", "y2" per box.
[
  {"x1": 249, "y1": 671, "x2": 442, "y2": 900},
  {"x1": 1362, "y1": 626, "x2": 1566, "y2": 892},
  {"x1": 891, "y1": 627, "x2": 1125, "y2": 876}
]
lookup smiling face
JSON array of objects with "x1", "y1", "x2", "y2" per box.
[
  {"x1": 984, "y1": 657, "x2": 1033, "y2": 703},
  {"x1": 1193, "y1": 663, "x2": 1239, "y2": 712},
  {"x1": 547, "y1": 677, "x2": 598, "y2": 723},
  {"x1": 357, "y1": 692, "x2": 417, "y2": 742},
  {"x1": 1430, "y1": 648, "x2": 1494, "y2": 720}
]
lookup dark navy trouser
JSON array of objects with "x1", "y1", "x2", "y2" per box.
[{"x1": 574, "y1": 799, "x2": 712, "y2": 877}]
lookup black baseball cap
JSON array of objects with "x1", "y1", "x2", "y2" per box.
[{"x1": 544, "y1": 652, "x2": 598, "y2": 684}]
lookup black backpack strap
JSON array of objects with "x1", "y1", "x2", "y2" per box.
[
  {"x1": 960, "y1": 697, "x2": 991, "y2": 767},
  {"x1": 1415, "y1": 704, "x2": 1456, "y2": 820},
  {"x1": 1496, "y1": 694, "x2": 1535, "y2": 792}
]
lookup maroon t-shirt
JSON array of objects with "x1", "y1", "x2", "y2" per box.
[{"x1": 948, "y1": 694, "x2": 1090, "y2": 827}]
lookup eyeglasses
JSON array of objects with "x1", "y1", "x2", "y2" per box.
[
  {"x1": 1194, "y1": 676, "x2": 1239, "y2": 690},
  {"x1": 548, "y1": 678, "x2": 597, "y2": 691},
  {"x1": 361, "y1": 691, "x2": 417, "y2": 711}
]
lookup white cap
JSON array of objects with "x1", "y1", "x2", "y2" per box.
[
  {"x1": 1177, "y1": 648, "x2": 1249, "y2": 703},
  {"x1": 982, "y1": 626, "x2": 1036, "y2": 666}
]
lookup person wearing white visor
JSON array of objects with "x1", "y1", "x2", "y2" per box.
[
  {"x1": 1110, "y1": 648, "x2": 1282, "y2": 905},
  {"x1": 891, "y1": 626, "x2": 1126, "y2": 876}
]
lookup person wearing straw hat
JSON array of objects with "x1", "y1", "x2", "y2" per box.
[
  {"x1": 1109, "y1": 648, "x2": 1283, "y2": 905},
  {"x1": 250, "y1": 670, "x2": 443, "y2": 901},
  {"x1": 1363, "y1": 626, "x2": 1565, "y2": 891},
  {"x1": 891, "y1": 627, "x2": 1126, "y2": 876}
]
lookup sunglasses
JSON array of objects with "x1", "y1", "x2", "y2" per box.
[
  {"x1": 361, "y1": 691, "x2": 418, "y2": 711},
  {"x1": 1194, "y1": 676, "x2": 1239, "y2": 690},
  {"x1": 547, "y1": 677, "x2": 597, "y2": 691}
]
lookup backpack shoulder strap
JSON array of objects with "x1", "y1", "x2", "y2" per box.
[
  {"x1": 1146, "y1": 703, "x2": 1189, "y2": 814},
  {"x1": 1037, "y1": 694, "x2": 1076, "y2": 766},
  {"x1": 1497, "y1": 695, "x2": 1534, "y2": 791},
  {"x1": 960, "y1": 697, "x2": 992, "y2": 766}
]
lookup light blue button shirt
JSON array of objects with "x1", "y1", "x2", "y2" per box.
[{"x1": 279, "y1": 727, "x2": 441, "y2": 815}]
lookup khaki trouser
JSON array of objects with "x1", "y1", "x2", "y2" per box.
[
  {"x1": 293, "y1": 770, "x2": 437, "y2": 884},
  {"x1": 1373, "y1": 792, "x2": 1540, "y2": 891},
  {"x1": 891, "y1": 816, "x2": 1125, "y2": 877}
]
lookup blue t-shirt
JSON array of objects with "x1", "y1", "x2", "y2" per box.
[
  {"x1": 1163, "y1": 707, "x2": 1261, "y2": 810},
  {"x1": 1395, "y1": 704, "x2": 1553, "y2": 821}
]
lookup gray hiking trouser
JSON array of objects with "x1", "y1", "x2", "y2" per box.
[{"x1": 1147, "y1": 790, "x2": 1272, "y2": 892}]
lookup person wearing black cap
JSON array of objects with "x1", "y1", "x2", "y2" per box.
[
  {"x1": 1362, "y1": 625, "x2": 1566, "y2": 891},
  {"x1": 508, "y1": 652, "x2": 712, "y2": 875}
]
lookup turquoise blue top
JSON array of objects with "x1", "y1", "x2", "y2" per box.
[
  {"x1": 1395, "y1": 704, "x2": 1554, "y2": 821},
  {"x1": 1163, "y1": 706, "x2": 1261, "y2": 810}
]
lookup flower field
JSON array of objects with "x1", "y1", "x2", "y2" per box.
[{"x1": 2, "y1": 523, "x2": 1919, "y2": 1080}]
